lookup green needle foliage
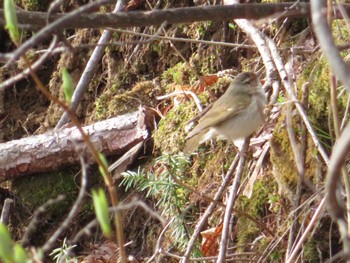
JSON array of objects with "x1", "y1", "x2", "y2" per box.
[
  {"x1": 49, "y1": 238, "x2": 77, "y2": 263},
  {"x1": 120, "y1": 153, "x2": 195, "y2": 251}
]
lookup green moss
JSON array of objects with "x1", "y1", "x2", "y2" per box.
[
  {"x1": 268, "y1": 250, "x2": 284, "y2": 261},
  {"x1": 11, "y1": 170, "x2": 78, "y2": 215},
  {"x1": 332, "y1": 20, "x2": 350, "y2": 44},
  {"x1": 235, "y1": 179, "x2": 277, "y2": 248},
  {"x1": 154, "y1": 76, "x2": 232, "y2": 154},
  {"x1": 298, "y1": 54, "x2": 349, "y2": 150},
  {"x1": 303, "y1": 240, "x2": 320, "y2": 262},
  {"x1": 91, "y1": 81, "x2": 163, "y2": 121},
  {"x1": 270, "y1": 112, "x2": 299, "y2": 202},
  {"x1": 161, "y1": 62, "x2": 193, "y2": 86},
  {"x1": 300, "y1": 57, "x2": 330, "y2": 126},
  {"x1": 269, "y1": 54, "x2": 345, "y2": 201},
  {"x1": 153, "y1": 102, "x2": 194, "y2": 154},
  {"x1": 17, "y1": 0, "x2": 50, "y2": 11}
]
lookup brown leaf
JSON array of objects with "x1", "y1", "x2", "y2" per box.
[
  {"x1": 193, "y1": 75, "x2": 219, "y2": 93},
  {"x1": 81, "y1": 241, "x2": 118, "y2": 263},
  {"x1": 201, "y1": 223, "x2": 223, "y2": 256},
  {"x1": 124, "y1": 0, "x2": 143, "y2": 11}
]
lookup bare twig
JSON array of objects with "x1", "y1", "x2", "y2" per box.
[
  {"x1": 55, "y1": 0, "x2": 125, "y2": 128},
  {"x1": 242, "y1": 142, "x2": 270, "y2": 198},
  {"x1": 0, "y1": 3, "x2": 332, "y2": 31},
  {"x1": 224, "y1": 0, "x2": 279, "y2": 86},
  {"x1": 340, "y1": 95, "x2": 350, "y2": 131},
  {"x1": 286, "y1": 197, "x2": 327, "y2": 263},
  {"x1": 285, "y1": 89, "x2": 304, "y2": 259},
  {"x1": 71, "y1": 200, "x2": 165, "y2": 244},
  {"x1": 156, "y1": 91, "x2": 203, "y2": 112},
  {"x1": 311, "y1": 1, "x2": 350, "y2": 92},
  {"x1": 0, "y1": 198, "x2": 13, "y2": 225},
  {"x1": 42, "y1": 155, "x2": 88, "y2": 253},
  {"x1": 0, "y1": 37, "x2": 58, "y2": 90},
  {"x1": 330, "y1": 73, "x2": 350, "y2": 234},
  {"x1": 181, "y1": 154, "x2": 240, "y2": 263},
  {"x1": 169, "y1": 169, "x2": 275, "y2": 237},
  {"x1": 286, "y1": 80, "x2": 310, "y2": 258},
  {"x1": 5, "y1": 0, "x2": 114, "y2": 66},
  {"x1": 147, "y1": 218, "x2": 174, "y2": 263},
  {"x1": 266, "y1": 37, "x2": 330, "y2": 165},
  {"x1": 21, "y1": 195, "x2": 66, "y2": 246},
  {"x1": 114, "y1": 28, "x2": 258, "y2": 49},
  {"x1": 311, "y1": 1, "x2": 350, "y2": 256},
  {"x1": 325, "y1": 123, "x2": 350, "y2": 246},
  {"x1": 217, "y1": 137, "x2": 250, "y2": 262}
]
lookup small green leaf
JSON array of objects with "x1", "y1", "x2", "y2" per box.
[
  {"x1": 4, "y1": 0, "x2": 20, "y2": 45},
  {"x1": 277, "y1": 94, "x2": 285, "y2": 103},
  {"x1": 0, "y1": 223, "x2": 15, "y2": 263},
  {"x1": 98, "y1": 152, "x2": 109, "y2": 184},
  {"x1": 61, "y1": 68, "x2": 74, "y2": 104},
  {"x1": 228, "y1": 23, "x2": 236, "y2": 30},
  {"x1": 13, "y1": 244, "x2": 27, "y2": 263},
  {"x1": 92, "y1": 188, "x2": 112, "y2": 239}
]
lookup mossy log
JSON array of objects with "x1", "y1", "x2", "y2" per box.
[{"x1": 0, "y1": 108, "x2": 148, "y2": 181}]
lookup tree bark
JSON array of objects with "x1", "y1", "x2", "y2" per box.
[
  {"x1": 0, "y1": 3, "x2": 340, "y2": 30},
  {"x1": 0, "y1": 108, "x2": 148, "y2": 182}
]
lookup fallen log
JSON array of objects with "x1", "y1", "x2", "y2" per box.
[{"x1": 0, "y1": 108, "x2": 148, "y2": 182}]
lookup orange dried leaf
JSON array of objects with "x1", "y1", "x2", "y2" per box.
[
  {"x1": 201, "y1": 223, "x2": 223, "y2": 256},
  {"x1": 193, "y1": 75, "x2": 219, "y2": 93},
  {"x1": 124, "y1": 0, "x2": 143, "y2": 11},
  {"x1": 200, "y1": 75, "x2": 218, "y2": 86}
]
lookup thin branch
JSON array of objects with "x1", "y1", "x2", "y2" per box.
[
  {"x1": 217, "y1": 137, "x2": 250, "y2": 262},
  {"x1": 21, "y1": 195, "x2": 66, "y2": 246},
  {"x1": 147, "y1": 218, "x2": 174, "y2": 263},
  {"x1": 114, "y1": 28, "x2": 258, "y2": 49},
  {"x1": 0, "y1": 37, "x2": 58, "y2": 90},
  {"x1": 71, "y1": 200, "x2": 165, "y2": 244},
  {"x1": 325, "y1": 123, "x2": 350, "y2": 243},
  {"x1": 55, "y1": 0, "x2": 125, "y2": 128},
  {"x1": 0, "y1": 198, "x2": 13, "y2": 225},
  {"x1": 311, "y1": 0, "x2": 350, "y2": 92},
  {"x1": 42, "y1": 155, "x2": 88, "y2": 253},
  {"x1": 224, "y1": 0, "x2": 278, "y2": 83},
  {"x1": 181, "y1": 154, "x2": 240, "y2": 263},
  {"x1": 157, "y1": 91, "x2": 203, "y2": 112},
  {"x1": 266, "y1": 37, "x2": 330, "y2": 165},
  {"x1": 0, "y1": 3, "x2": 328, "y2": 31},
  {"x1": 4, "y1": 0, "x2": 114, "y2": 65},
  {"x1": 169, "y1": 169, "x2": 275, "y2": 237},
  {"x1": 286, "y1": 197, "x2": 327, "y2": 263},
  {"x1": 330, "y1": 73, "x2": 350, "y2": 234}
]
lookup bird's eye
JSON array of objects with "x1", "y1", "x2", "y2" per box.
[{"x1": 242, "y1": 76, "x2": 250, "y2": 84}]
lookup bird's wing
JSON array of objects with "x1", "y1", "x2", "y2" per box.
[{"x1": 186, "y1": 94, "x2": 251, "y2": 138}]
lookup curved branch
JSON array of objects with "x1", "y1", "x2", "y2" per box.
[
  {"x1": 3, "y1": 0, "x2": 114, "y2": 65},
  {"x1": 325, "y1": 123, "x2": 350, "y2": 255},
  {"x1": 0, "y1": 3, "x2": 314, "y2": 30},
  {"x1": 326, "y1": 124, "x2": 350, "y2": 221},
  {"x1": 55, "y1": 0, "x2": 125, "y2": 128},
  {"x1": 311, "y1": 0, "x2": 350, "y2": 92}
]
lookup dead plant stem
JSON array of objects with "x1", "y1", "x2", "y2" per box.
[{"x1": 330, "y1": 74, "x2": 350, "y2": 235}]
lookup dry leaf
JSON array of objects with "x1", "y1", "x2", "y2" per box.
[
  {"x1": 201, "y1": 223, "x2": 223, "y2": 256},
  {"x1": 192, "y1": 75, "x2": 218, "y2": 93},
  {"x1": 124, "y1": 0, "x2": 143, "y2": 11}
]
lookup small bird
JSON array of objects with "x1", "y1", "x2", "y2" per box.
[{"x1": 183, "y1": 72, "x2": 267, "y2": 154}]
